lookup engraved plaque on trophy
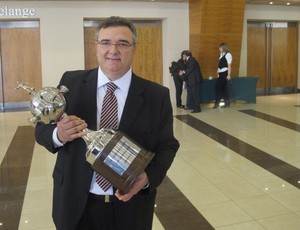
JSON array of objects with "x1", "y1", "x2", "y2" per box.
[
  {"x1": 85, "y1": 129, "x2": 155, "y2": 193},
  {"x1": 16, "y1": 82, "x2": 155, "y2": 193}
]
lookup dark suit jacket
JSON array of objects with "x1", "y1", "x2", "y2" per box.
[
  {"x1": 184, "y1": 56, "x2": 203, "y2": 86},
  {"x1": 35, "y1": 68, "x2": 179, "y2": 230}
]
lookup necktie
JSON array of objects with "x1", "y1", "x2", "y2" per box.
[{"x1": 95, "y1": 82, "x2": 118, "y2": 191}]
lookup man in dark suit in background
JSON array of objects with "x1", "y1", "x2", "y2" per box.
[
  {"x1": 35, "y1": 16, "x2": 179, "y2": 230},
  {"x1": 169, "y1": 53, "x2": 186, "y2": 108},
  {"x1": 179, "y1": 50, "x2": 203, "y2": 113}
]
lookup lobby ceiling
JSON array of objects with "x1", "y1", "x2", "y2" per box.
[
  {"x1": 246, "y1": 0, "x2": 300, "y2": 5},
  {"x1": 2, "y1": 0, "x2": 300, "y2": 6}
]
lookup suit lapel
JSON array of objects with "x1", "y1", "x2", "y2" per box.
[
  {"x1": 82, "y1": 69, "x2": 98, "y2": 131},
  {"x1": 119, "y1": 74, "x2": 145, "y2": 132}
]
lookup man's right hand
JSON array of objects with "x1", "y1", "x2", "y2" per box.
[{"x1": 57, "y1": 115, "x2": 87, "y2": 143}]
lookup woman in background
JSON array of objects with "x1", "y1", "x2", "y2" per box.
[{"x1": 213, "y1": 43, "x2": 232, "y2": 108}]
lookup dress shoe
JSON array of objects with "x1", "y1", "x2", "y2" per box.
[
  {"x1": 220, "y1": 104, "x2": 230, "y2": 108},
  {"x1": 177, "y1": 105, "x2": 185, "y2": 108},
  {"x1": 212, "y1": 104, "x2": 219, "y2": 109}
]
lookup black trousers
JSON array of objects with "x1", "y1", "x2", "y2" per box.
[
  {"x1": 215, "y1": 71, "x2": 230, "y2": 106},
  {"x1": 187, "y1": 82, "x2": 201, "y2": 112},
  {"x1": 76, "y1": 193, "x2": 155, "y2": 230},
  {"x1": 173, "y1": 75, "x2": 184, "y2": 107}
]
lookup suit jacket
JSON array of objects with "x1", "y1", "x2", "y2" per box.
[
  {"x1": 184, "y1": 56, "x2": 203, "y2": 86},
  {"x1": 35, "y1": 68, "x2": 179, "y2": 230}
]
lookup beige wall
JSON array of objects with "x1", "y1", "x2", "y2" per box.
[
  {"x1": 1, "y1": 2, "x2": 300, "y2": 102},
  {"x1": 0, "y1": 1, "x2": 189, "y2": 104},
  {"x1": 241, "y1": 5, "x2": 300, "y2": 89}
]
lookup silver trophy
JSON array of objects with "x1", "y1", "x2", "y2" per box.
[
  {"x1": 16, "y1": 82, "x2": 155, "y2": 193},
  {"x1": 16, "y1": 82, "x2": 69, "y2": 126}
]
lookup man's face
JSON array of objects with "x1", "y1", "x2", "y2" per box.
[
  {"x1": 182, "y1": 54, "x2": 188, "y2": 61},
  {"x1": 96, "y1": 26, "x2": 136, "y2": 80}
]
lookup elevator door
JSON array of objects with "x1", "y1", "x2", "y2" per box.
[
  {"x1": 0, "y1": 21, "x2": 42, "y2": 111},
  {"x1": 247, "y1": 21, "x2": 298, "y2": 95}
]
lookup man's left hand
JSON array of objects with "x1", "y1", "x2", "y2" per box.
[{"x1": 115, "y1": 171, "x2": 149, "y2": 202}]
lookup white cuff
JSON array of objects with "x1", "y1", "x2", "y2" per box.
[{"x1": 52, "y1": 127, "x2": 65, "y2": 148}]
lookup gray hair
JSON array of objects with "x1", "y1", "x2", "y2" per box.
[{"x1": 96, "y1": 16, "x2": 137, "y2": 45}]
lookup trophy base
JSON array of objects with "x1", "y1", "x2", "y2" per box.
[{"x1": 87, "y1": 130, "x2": 155, "y2": 194}]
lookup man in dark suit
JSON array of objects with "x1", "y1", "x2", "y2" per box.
[
  {"x1": 169, "y1": 55, "x2": 186, "y2": 108},
  {"x1": 35, "y1": 16, "x2": 179, "y2": 230},
  {"x1": 179, "y1": 50, "x2": 203, "y2": 113}
]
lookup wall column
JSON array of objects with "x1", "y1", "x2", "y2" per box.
[{"x1": 189, "y1": 0, "x2": 245, "y2": 78}]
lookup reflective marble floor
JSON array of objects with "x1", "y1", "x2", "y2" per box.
[{"x1": 1, "y1": 93, "x2": 300, "y2": 230}]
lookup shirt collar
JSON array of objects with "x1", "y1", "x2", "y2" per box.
[{"x1": 97, "y1": 67, "x2": 132, "y2": 93}]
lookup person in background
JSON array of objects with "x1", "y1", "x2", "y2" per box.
[
  {"x1": 169, "y1": 53, "x2": 186, "y2": 108},
  {"x1": 35, "y1": 16, "x2": 179, "y2": 230},
  {"x1": 213, "y1": 43, "x2": 232, "y2": 108},
  {"x1": 179, "y1": 50, "x2": 203, "y2": 113}
]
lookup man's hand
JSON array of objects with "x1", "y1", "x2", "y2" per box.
[
  {"x1": 57, "y1": 115, "x2": 87, "y2": 143},
  {"x1": 115, "y1": 171, "x2": 149, "y2": 202}
]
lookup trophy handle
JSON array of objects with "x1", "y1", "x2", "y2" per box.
[
  {"x1": 59, "y1": 85, "x2": 69, "y2": 94},
  {"x1": 15, "y1": 82, "x2": 36, "y2": 95},
  {"x1": 28, "y1": 116, "x2": 41, "y2": 127}
]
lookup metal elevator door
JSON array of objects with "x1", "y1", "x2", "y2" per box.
[
  {"x1": 247, "y1": 21, "x2": 298, "y2": 95},
  {"x1": 0, "y1": 20, "x2": 42, "y2": 111}
]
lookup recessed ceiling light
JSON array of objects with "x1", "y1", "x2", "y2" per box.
[
  {"x1": 287, "y1": 2, "x2": 291, "y2": 5},
  {"x1": 270, "y1": 1, "x2": 273, "y2": 4}
]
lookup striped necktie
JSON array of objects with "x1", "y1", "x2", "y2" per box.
[{"x1": 95, "y1": 82, "x2": 118, "y2": 191}]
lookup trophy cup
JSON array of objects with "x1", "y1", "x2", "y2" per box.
[
  {"x1": 16, "y1": 82, "x2": 69, "y2": 126},
  {"x1": 16, "y1": 82, "x2": 155, "y2": 193}
]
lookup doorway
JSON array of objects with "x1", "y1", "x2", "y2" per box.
[
  {"x1": 247, "y1": 21, "x2": 298, "y2": 95},
  {"x1": 0, "y1": 20, "x2": 42, "y2": 111}
]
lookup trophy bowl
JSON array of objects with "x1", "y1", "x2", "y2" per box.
[
  {"x1": 16, "y1": 82, "x2": 68, "y2": 126},
  {"x1": 30, "y1": 86, "x2": 67, "y2": 125}
]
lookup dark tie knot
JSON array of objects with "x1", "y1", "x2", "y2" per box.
[{"x1": 106, "y1": 82, "x2": 117, "y2": 94}]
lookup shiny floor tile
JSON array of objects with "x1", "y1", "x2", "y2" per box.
[
  {"x1": 215, "y1": 221, "x2": 265, "y2": 230},
  {"x1": 234, "y1": 194, "x2": 290, "y2": 219},
  {"x1": 1, "y1": 93, "x2": 300, "y2": 229},
  {"x1": 239, "y1": 109, "x2": 300, "y2": 132},
  {"x1": 196, "y1": 201, "x2": 253, "y2": 227},
  {"x1": 257, "y1": 213, "x2": 300, "y2": 230},
  {"x1": 0, "y1": 126, "x2": 35, "y2": 230},
  {"x1": 176, "y1": 114, "x2": 300, "y2": 189}
]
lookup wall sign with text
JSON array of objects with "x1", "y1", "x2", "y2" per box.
[{"x1": 0, "y1": 6, "x2": 36, "y2": 18}]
